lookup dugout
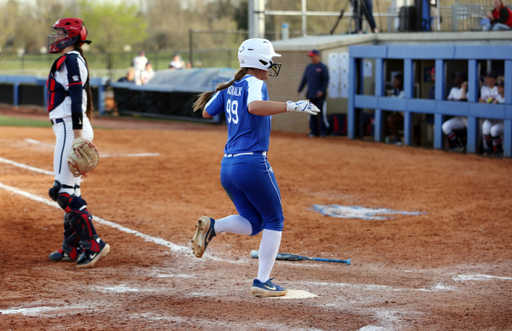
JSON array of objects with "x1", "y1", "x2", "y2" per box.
[
  {"x1": 111, "y1": 68, "x2": 237, "y2": 123},
  {"x1": 267, "y1": 30, "x2": 512, "y2": 141}
]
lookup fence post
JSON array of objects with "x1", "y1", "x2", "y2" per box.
[
  {"x1": 358, "y1": 59, "x2": 365, "y2": 138},
  {"x1": 348, "y1": 56, "x2": 356, "y2": 139},
  {"x1": 434, "y1": 59, "x2": 445, "y2": 149},
  {"x1": 97, "y1": 80, "x2": 106, "y2": 116},
  {"x1": 374, "y1": 58, "x2": 384, "y2": 142},
  {"x1": 466, "y1": 59, "x2": 478, "y2": 153},
  {"x1": 504, "y1": 60, "x2": 512, "y2": 158},
  {"x1": 13, "y1": 82, "x2": 19, "y2": 107},
  {"x1": 189, "y1": 29, "x2": 194, "y2": 68},
  {"x1": 403, "y1": 59, "x2": 413, "y2": 146}
]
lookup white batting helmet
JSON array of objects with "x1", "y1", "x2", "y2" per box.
[{"x1": 238, "y1": 38, "x2": 282, "y2": 77}]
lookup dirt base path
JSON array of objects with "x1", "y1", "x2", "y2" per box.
[{"x1": 0, "y1": 106, "x2": 511, "y2": 330}]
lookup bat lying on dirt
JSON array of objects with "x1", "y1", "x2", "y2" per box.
[{"x1": 250, "y1": 250, "x2": 351, "y2": 265}]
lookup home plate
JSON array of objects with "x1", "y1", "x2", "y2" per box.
[{"x1": 269, "y1": 290, "x2": 317, "y2": 299}]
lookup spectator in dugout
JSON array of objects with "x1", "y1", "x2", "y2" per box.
[
  {"x1": 483, "y1": 0, "x2": 512, "y2": 31},
  {"x1": 386, "y1": 73, "x2": 404, "y2": 145},
  {"x1": 482, "y1": 79, "x2": 505, "y2": 156},
  {"x1": 442, "y1": 71, "x2": 469, "y2": 152},
  {"x1": 479, "y1": 70, "x2": 499, "y2": 103}
]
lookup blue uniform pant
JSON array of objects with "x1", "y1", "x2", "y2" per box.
[{"x1": 220, "y1": 154, "x2": 284, "y2": 235}]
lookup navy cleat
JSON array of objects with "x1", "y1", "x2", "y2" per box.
[
  {"x1": 76, "y1": 236, "x2": 110, "y2": 269},
  {"x1": 251, "y1": 278, "x2": 288, "y2": 298},
  {"x1": 49, "y1": 246, "x2": 82, "y2": 262},
  {"x1": 191, "y1": 216, "x2": 216, "y2": 258}
]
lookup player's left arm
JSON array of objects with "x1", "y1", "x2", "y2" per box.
[
  {"x1": 65, "y1": 54, "x2": 84, "y2": 137},
  {"x1": 248, "y1": 101, "x2": 286, "y2": 115}
]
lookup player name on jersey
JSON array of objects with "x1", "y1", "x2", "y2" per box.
[{"x1": 227, "y1": 86, "x2": 243, "y2": 96}]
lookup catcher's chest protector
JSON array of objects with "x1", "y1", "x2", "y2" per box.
[{"x1": 46, "y1": 55, "x2": 69, "y2": 112}]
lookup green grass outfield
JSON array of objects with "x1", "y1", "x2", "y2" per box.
[
  {"x1": 0, "y1": 115, "x2": 115, "y2": 129},
  {"x1": 0, "y1": 115, "x2": 52, "y2": 127}
]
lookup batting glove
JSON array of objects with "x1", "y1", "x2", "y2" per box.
[{"x1": 286, "y1": 100, "x2": 320, "y2": 115}]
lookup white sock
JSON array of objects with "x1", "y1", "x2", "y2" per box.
[
  {"x1": 214, "y1": 215, "x2": 252, "y2": 235},
  {"x1": 257, "y1": 229, "x2": 282, "y2": 283}
]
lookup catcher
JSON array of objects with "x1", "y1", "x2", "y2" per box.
[{"x1": 46, "y1": 18, "x2": 109, "y2": 268}]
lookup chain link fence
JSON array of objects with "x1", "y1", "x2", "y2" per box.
[
  {"x1": 386, "y1": 0, "x2": 495, "y2": 32},
  {"x1": 0, "y1": 49, "x2": 240, "y2": 81}
]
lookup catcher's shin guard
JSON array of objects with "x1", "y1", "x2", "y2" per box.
[
  {"x1": 66, "y1": 196, "x2": 98, "y2": 250},
  {"x1": 49, "y1": 214, "x2": 82, "y2": 262}
]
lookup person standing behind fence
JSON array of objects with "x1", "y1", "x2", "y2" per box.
[
  {"x1": 483, "y1": 0, "x2": 512, "y2": 31},
  {"x1": 141, "y1": 62, "x2": 155, "y2": 85},
  {"x1": 297, "y1": 49, "x2": 330, "y2": 138},
  {"x1": 132, "y1": 51, "x2": 148, "y2": 85},
  {"x1": 169, "y1": 53, "x2": 185, "y2": 70},
  {"x1": 117, "y1": 67, "x2": 136, "y2": 84},
  {"x1": 351, "y1": 0, "x2": 379, "y2": 33}
]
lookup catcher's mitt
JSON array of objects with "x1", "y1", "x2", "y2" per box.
[{"x1": 67, "y1": 138, "x2": 99, "y2": 177}]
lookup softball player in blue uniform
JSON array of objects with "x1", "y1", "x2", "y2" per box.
[
  {"x1": 46, "y1": 18, "x2": 110, "y2": 268},
  {"x1": 192, "y1": 38, "x2": 320, "y2": 297}
]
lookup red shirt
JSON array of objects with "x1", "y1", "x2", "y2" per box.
[{"x1": 492, "y1": 5, "x2": 512, "y2": 28}]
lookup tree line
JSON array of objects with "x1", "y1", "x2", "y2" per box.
[{"x1": 0, "y1": 0, "x2": 395, "y2": 55}]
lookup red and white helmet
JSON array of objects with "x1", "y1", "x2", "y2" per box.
[
  {"x1": 238, "y1": 38, "x2": 282, "y2": 77},
  {"x1": 47, "y1": 18, "x2": 91, "y2": 53}
]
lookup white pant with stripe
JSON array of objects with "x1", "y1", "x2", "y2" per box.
[{"x1": 52, "y1": 115, "x2": 93, "y2": 196}]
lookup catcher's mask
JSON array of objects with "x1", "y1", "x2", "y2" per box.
[{"x1": 47, "y1": 18, "x2": 91, "y2": 53}]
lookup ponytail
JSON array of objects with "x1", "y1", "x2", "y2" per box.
[
  {"x1": 74, "y1": 44, "x2": 93, "y2": 122},
  {"x1": 193, "y1": 68, "x2": 248, "y2": 112}
]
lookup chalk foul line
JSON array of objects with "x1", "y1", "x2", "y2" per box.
[
  {"x1": 0, "y1": 182, "x2": 189, "y2": 255},
  {"x1": 0, "y1": 156, "x2": 53, "y2": 176},
  {"x1": 24, "y1": 138, "x2": 159, "y2": 158},
  {"x1": 0, "y1": 156, "x2": 235, "y2": 263}
]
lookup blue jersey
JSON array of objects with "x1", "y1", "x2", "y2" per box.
[{"x1": 205, "y1": 75, "x2": 271, "y2": 154}]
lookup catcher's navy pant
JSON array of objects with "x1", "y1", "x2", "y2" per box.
[
  {"x1": 52, "y1": 115, "x2": 93, "y2": 196},
  {"x1": 220, "y1": 153, "x2": 284, "y2": 236}
]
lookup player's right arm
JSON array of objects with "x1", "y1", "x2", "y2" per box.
[{"x1": 203, "y1": 90, "x2": 224, "y2": 119}]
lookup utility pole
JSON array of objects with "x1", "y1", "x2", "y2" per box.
[
  {"x1": 189, "y1": 29, "x2": 194, "y2": 68},
  {"x1": 248, "y1": 0, "x2": 265, "y2": 38}
]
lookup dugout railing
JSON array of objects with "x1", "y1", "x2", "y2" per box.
[{"x1": 348, "y1": 45, "x2": 512, "y2": 158}]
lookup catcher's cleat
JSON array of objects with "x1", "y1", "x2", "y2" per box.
[
  {"x1": 191, "y1": 216, "x2": 216, "y2": 258},
  {"x1": 250, "y1": 278, "x2": 288, "y2": 298},
  {"x1": 76, "y1": 236, "x2": 110, "y2": 269},
  {"x1": 49, "y1": 246, "x2": 82, "y2": 262}
]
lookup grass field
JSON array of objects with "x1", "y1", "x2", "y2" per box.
[{"x1": 0, "y1": 115, "x2": 52, "y2": 127}]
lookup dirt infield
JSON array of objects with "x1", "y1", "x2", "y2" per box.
[{"x1": 1, "y1": 106, "x2": 511, "y2": 330}]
